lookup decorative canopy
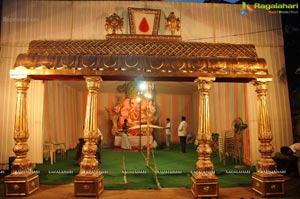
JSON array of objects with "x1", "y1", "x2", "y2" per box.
[{"x1": 11, "y1": 35, "x2": 270, "y2": 82}]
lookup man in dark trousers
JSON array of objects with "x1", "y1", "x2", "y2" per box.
[{"x1": 178, "y1": 116, "x2": 188, "y2": 153}]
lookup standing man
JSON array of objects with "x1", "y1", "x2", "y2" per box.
[
  {"x1": 165, "y1": 118, "x2": 171, "y2": 150},
  {"x1": 178, "y1": 116, "x2": 188, "y2": 153}
]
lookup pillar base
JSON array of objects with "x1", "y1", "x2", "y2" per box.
[
  {"x1": 74, "y1": 173, "x2": 104, "y2": 197},
  {"x1": 251, "y1": 172, "x2": 285, "y2": 197},
  {"x1": 191, "y1": 175, "x2": 219, "y2": 198},
  {"x1": 4, "y1": 173, "x2": 39, "y2": 196}
]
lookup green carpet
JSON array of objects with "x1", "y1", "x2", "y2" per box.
[{"x1": 35, "y1": 144, "x2": 255, "y2": 189}]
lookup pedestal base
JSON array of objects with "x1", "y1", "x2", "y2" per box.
[
  {"x1": 191, "y1": 175, "x2": 219, "y2": 198},
  {"x1": 4, "y1": 173, "x2": 39, "y2": 196},
  {"x1": 74, "y1": 174, "x2": 104, "y2": 197},
  {"x1": 251, "y1": 172, "x2": 284, "y2": 197}
]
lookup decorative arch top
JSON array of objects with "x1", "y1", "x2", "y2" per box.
[{"x1": 11, "y1": 37, "x2": 270, "y2": 82}]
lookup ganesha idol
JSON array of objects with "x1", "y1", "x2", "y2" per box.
[{"x1": 107, "y1": 91, "x2": 157, "y2": 136}]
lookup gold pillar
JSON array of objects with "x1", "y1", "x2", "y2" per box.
[
  {"x1": 74, "y1": 76, "x2": 104, "y2": 197},
  {"x1": 251, "y1": 78, "x2": 284, "y2": 197},
  {"x1": 191, "y1": 77, "x2": 219, "y2": 198},
  {"x1": 4, "y1": 78, "x2": 39, "y2": 196}
]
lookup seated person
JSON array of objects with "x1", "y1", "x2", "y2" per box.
[
  {"x1": 289, "y1": 143, "x2": 300, "y2": 156},
  {"x1": 75, "y1": 131, "x2": 103, "y2": 165},
  {"x1": 273, "y1": 143, "x2": 300, "y2": 177},
  {"x1": 75, "y1": 138, "x2": 85, "y2": 165}
]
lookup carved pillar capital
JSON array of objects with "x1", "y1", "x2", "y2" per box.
[
  {"x1": 84, "y1": 76, "x2": 102, "y2": 93},
  {"x1": 251, "y1": 78, "x2": 272, "y2": 96},
  {"x1": 194, "y1": 77, "x2": 215, "y2": 91},
  {"x1": 15, "y1": 78, "x2": 31, "y2": 91}
]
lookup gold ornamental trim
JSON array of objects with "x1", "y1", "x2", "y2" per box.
[
  {"x1": 12, "y1": 39, "x2": 270, "y2": 81},
  {"x1": 106, "y1": 34, "x2": 182, "y2": 42}
]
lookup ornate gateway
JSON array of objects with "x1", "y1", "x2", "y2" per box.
[{"x1": 6, "y1": 7, "x2": 283, "y2": 199}]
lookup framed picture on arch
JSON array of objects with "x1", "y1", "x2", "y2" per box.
[{"x1": 128, "y1": 7, "x2": 161, "y2": 35}]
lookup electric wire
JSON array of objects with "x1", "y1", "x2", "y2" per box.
[{"x1": 186, "y1": 27, "x2": 282, "y2": 41}]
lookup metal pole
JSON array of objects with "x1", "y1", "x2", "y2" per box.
[{"x1": 139, "y1": 94, "x2": 142, "y2": 151}]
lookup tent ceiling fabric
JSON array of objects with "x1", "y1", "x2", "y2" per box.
[{"x1": 12, "y1": 37, "x2": 271, "y2": 82}]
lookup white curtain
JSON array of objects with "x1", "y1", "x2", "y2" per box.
[
  {"x1": 247, "y1": 84, "x2": 260, "y2": 166},
  {"x1": 27, "y1": 81, "x2": 44, "y2": 164}
]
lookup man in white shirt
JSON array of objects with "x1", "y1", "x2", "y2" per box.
[
  {"x1": 178, "y1": 116, "x2": 188, "y2": 153},
  {"x1": 165, "y1": 118, "x2": 171, "y2": 150}
]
